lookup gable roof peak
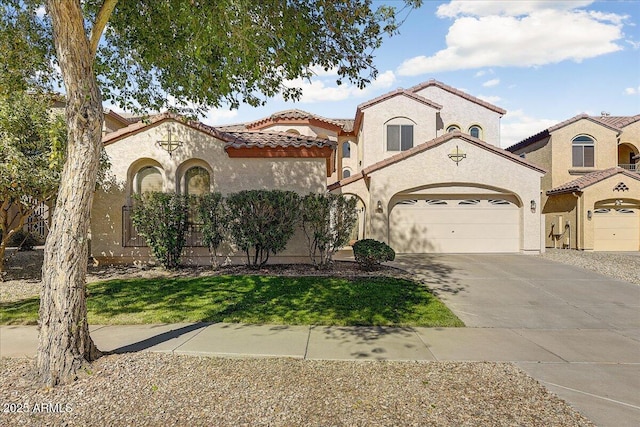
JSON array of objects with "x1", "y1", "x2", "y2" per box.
[{"x1": 408, "y1": 79, "x2": 507, "y2": 115}]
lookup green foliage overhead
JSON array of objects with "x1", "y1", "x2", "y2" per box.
[
  {"x1": 1, "y1": 0, "x2": 422, "y2": 114},
  {"x1": 353, "y1": 239, "x2": 395, "y2": 270},
  {"x1": 225, "y1": 190, "x2": 301, "y2": 267},
  {"x1": 131, "y1": 192, "x2": 191, "y2": 269},
  {"x1": 0, "y1": 3, "x2": 57, "y2": 95}
]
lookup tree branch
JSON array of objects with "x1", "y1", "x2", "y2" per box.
[{"x1": 89, "y1": 0, "x2": 118, "y2": 59}]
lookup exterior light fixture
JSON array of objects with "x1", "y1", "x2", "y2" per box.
[
  {"x1": 587, "y1": 210, "x2": 592, "y2": 220},
  {"x1": 530, "y1": 200, "x2": 536, "y2": 213},
  {"x1": 376, "y1": 200, "x2": 383, "y2": 213}
]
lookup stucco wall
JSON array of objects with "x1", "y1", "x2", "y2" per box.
[
  {"x1": 414, "y1": 86, "x2": 502, "y2": 146},
  {"x1": 550, "y1": 120, "x2": 619, "y2": 188},
  {"x1": 359, "y1": 95, "x2": 438, "y2": 168},
  {"x1": 334, "y1": 136, "x2": 544, "y2": 254},
  {"x1": 91, "y1": 120, "x2": 327, "y2": 265}
]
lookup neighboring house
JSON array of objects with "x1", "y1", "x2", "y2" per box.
[
  {"x1": 91, "y1": 112, "x2": 334, "y2": 265},
  {"x1": 507, "y1": 114, "x2": 640, "y2": 251}
]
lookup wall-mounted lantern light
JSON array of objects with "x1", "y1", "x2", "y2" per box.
[
  {"x1": 376, "y1": 200, "x2": 383, "y2": 213},
  {"x1": 530, "y1": 200, "x2": 536, "y2": 213},
  {"x1": 587, "y1": 210, "x2": 592, "y2": 220}
]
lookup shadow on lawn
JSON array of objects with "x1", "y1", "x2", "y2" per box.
[{"x1": 86, "y1": 275, "x2": 462, "y2": 327}]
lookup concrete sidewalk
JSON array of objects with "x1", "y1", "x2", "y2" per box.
[{"x1": 2, "y1": 322, "x2": 639, "y2": 427}]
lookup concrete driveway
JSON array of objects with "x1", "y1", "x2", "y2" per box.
[{"x1": 392, "y1": 253, "x2": 640, "y2": 427}]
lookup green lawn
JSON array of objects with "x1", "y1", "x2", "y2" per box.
[{"x1": 0, "y1": 275, "x2": 463, "y2": 327}]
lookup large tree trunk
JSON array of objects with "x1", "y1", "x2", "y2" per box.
[{"x1": 37, "y1": 0, "x2": 103, "y2": 386}]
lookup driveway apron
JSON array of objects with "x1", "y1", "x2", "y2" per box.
[{"x1": 391, "y1": 253, "x2": 640, "y2": 427}]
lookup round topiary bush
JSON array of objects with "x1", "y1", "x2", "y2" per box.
[{"x1": 352, "y1": 239, "x2": 395, "y2": 270}]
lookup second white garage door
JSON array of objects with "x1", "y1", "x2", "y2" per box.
[
  {"x1": 593, "y1": 208, "x2": 639, "y2": 251},
  {"x1": 389, "y1": 198, "x2": 520, "y2": 253}
]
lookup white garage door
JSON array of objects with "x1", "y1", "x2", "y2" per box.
[
  {"x1": 593, "y1": 208, "x2": 639, "y2": 251},
  {"x1": 389, "y1": 198, "x2": 520, "y2": 253}
]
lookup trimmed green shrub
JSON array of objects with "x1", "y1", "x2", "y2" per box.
[
  {"x1": 131, "y1": 192, "x2": 190, "y2": 269},
  {"x1": 225, "y1": 190, "x2": 301, "y2": 267},
  {"x1": 197, "y1": 192, "x2": 226, "y2": 269},
  {"x1": 353, "y1": 239, "x2": 395, "y2": 270},
  {"x1": 301, "y1": 193, "x2": 357, "y2": 269}
]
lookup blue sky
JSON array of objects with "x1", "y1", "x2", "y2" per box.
[{"x1": 192, "y1": 0, "x2": 640, "y2": 148}]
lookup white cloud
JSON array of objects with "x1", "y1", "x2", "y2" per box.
[
  {"x1": 284, "y1": 70, "x2": 397, "y2": 104},
  {"x1": 624, "y1": 86, "x2": 640, "y2": 95},
  {"x1": 477, "y1": 94, "x2": 502, "y2": 104},
  {"x1": 482, "y1": 78, "x2": 500, "y2": 87},
  {"x1": 35, "y1": 6, "x2": 46, "y2": 18},
  {"x1": 437, "y1": 1, "x2": 594, "y2": 18},
  {"x1": 202, "y1": 108, "x2": 238, "y2": 124},
  {"x1": 398, "y1": 2, "x2": 625, "y2": 76},
  {"x1": 500, "y1": 109, "x2": 559, "y2": 148}
]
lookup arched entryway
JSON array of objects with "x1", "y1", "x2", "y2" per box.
[{"x1": 618, "y1": 143, "x2": 639, "y2": 172}]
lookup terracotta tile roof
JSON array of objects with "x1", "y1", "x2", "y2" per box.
[
  {"x1": 222, "y1": 130, "x2": 336, "y2": 150},
  {"x1": 546, "y1": 167, "x2": 640, "y2": 195},
  {"x1": 102, "y1": 112, "x2": 335, "y2": 150},
  {"x1": 506, "y1": 114, "x2": 622, "y2": 153},
  {"x1": 329, "y1": 131, "x2": 546, "y2": 190},
  {"x1": 246, "y1": 109, "x2": 349, "y2": 132},
  {"x1": 408, "y1": 79, "x2": 507, "y2": 115},
  {"x1": 591, "y1": 114, "x2": 640, "y2": 128}
]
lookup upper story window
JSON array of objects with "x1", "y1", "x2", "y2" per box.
[
  {"x1": 342, "y1": 141, "x2": 351, "y2": 158},
  {"x1": 184, "y1": 166, "x2": 210, "y2": 196},
  {"x1": 135, "y1": 166, "x2": 163, "y2": 194},
  {"x1": 386, "y1": 124, "x2": 414, "y2": 151},
  {"x1": 468, "y1": 125, "x2": 482, "y2": 139},
  {"x1": 572, "y1": 135, "x2": 595, "y2": 167},
  {"x1": 446, "y1": 125, "x2": 460, "y2": 133}
]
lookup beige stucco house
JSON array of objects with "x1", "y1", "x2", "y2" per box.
[
  {"x1": 91, "y1": 113, "x2": 333, "y2": 264},
  {"x1": 89, "y1": 79, "x2": 547, "y2": 264},
  {"x1": 507, "y1": 114, "x2": 640, "y2": 251}
]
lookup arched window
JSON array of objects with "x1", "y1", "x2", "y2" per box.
[
  {"x1": 342, "y1": 168, "x2": 351, "y2": 178},
  {"x1": 135, "y1": 166, "x2": 163, "y2": 194},
  {"x1": 446, "y1": 125, "x2": 460, "y2": 133},
  {"x1": 469, "y1": 125, "x2": 482, "y2": 139},
  {"x1": 572, "y1": 135, "x2": 595, "y2": 167},
  {"x1": 184, "y1": 166, "x2": 210, "y2": 195},
  {"x1": 342, "y1": 142, "x2": 351, "y2": 158},
  {"x1": 286, "y1": 129, "x2": 300, "y2": 135},
  {"x1": 386, "y1": 117, "x2": 415, "y2": 152}
]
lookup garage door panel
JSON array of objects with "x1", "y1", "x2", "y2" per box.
[
  {"x1": 390, "y1": 198, "x2": 520, "y2": 253},
  {"x1": 593, "y1": 208, "x2": 639, "y2": 251}
]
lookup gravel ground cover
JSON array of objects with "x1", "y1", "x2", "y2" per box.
[
  {"x1": 542, "y1": 248, "x2": 640, "y2": 285},
  {"x1": 0, "y1": 353, "x2": 593, "y2": 427}
]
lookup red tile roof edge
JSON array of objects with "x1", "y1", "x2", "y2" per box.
[
  {"x1": 330, "y1": 131, "x2": 546, "y2": 190},
  {"x1": 408, "y1": 79, "x2": 507, "y2": 115},
  {"x1": 546, "y1": 167, "x2": 640, "y2": 195},
  {"x1": 506, "y1": 114, "x2": 622, "y2": 153},
  {"x1": 102, "y1": 112, "x2": 335, "y2": 150}
]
